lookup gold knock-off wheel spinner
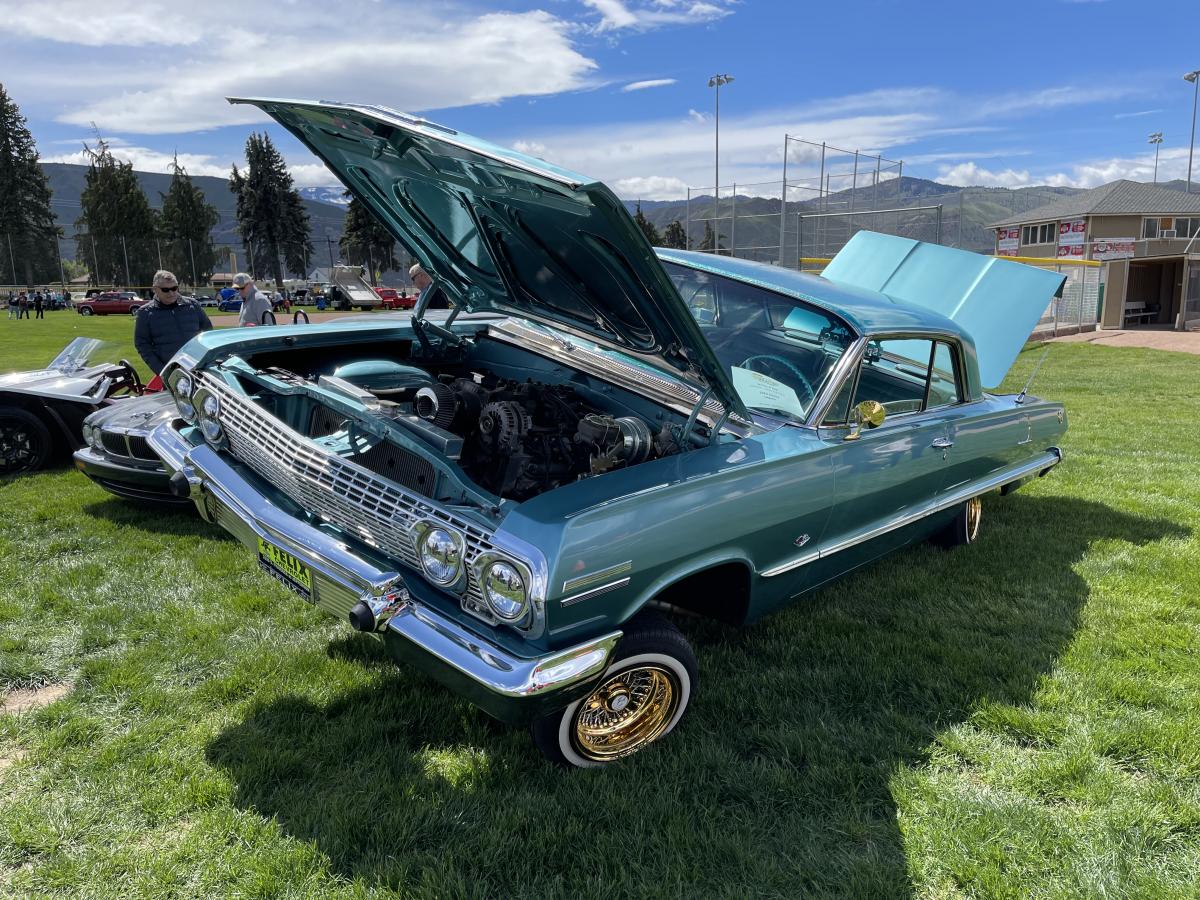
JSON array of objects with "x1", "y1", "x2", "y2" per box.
[
  {"x1": 531, "y1": 614, "x2": 697, "y2": 768},
  {"x1": 965, "y1": 496, "x2": 982, "y2": 543}
]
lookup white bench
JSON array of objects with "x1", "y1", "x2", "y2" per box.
[{"x1": 1123, "y1": 301, "x2": 1157, "y2": 325}]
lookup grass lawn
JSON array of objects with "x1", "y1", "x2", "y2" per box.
[{"x1": 1, "y1": 314, "x2": 1199, "y2": 898}]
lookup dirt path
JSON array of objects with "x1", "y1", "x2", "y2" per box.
[{"x1": 1053, "y1": 328, "x2": 1200, "y2": 355}]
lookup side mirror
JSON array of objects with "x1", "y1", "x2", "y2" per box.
[{"x1": 844, "y1": 400, "x2": 886, "y2": 441}]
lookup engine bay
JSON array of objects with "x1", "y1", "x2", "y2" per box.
[{"x1": 234, "y1": 335, "x2": 698, "y2": 504}]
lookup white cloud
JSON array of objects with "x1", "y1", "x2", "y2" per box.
[
  {"x1": 937, "y1": 162, "x2": 1033, "y2": 188},
  {"x1": 582, "y1": 0, "x2": 733, "y2": 32},
  {"x1": 2, "y1": 3, "x2": 598, "y2": 135},
  {"x1": 611, "y1": 175, "x2": 690, "y2": 200},
  {"x1": 512, "y1": 140, "x2": 549, "y2": 157},
  {"x1": 687, "y1": 108, "x2": 707, "y2": 123},
  {"x1": 1113, "y1": 108, "x2": 1164, "y2": 119},
  {"x1": 622, "y1": 79, "x2": 677, "y2": 92}
]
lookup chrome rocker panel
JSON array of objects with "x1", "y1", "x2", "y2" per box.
[{"x1": 148, "y1": 423, "x2": 621, "y2": 724}]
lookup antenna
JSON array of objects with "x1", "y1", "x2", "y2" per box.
[{"x1": 1015, "y1": 346, "x2": 1051, "y2": 405}]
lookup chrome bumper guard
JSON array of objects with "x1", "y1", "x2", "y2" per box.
[{"x1": 149, "y1": 423, "x2": 621, "y2": 723}]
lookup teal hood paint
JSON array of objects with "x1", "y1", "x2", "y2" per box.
[
  {"x1": 227, "y1": 97, "x2": 747, "y2": 419},
  {"x1": 820, "y1": 232, "x2": 1066, "y2": 387}
]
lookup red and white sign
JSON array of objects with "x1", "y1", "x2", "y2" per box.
[
  {"x1": 996, "y1": 227, "x2": 1019, "y2": 256},
  {"x1": 1092, "y1": 239, "x2": 1136, "y2": 261},
  {"x1": 1057, "y1": 244, "x2": 1085, "y2": 259},
  {"x1": 1058, "y1": 218, "x2": 1086, "y2": 246}
]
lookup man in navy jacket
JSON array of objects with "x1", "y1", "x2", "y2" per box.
[{"x1": 134, "y1": 270, "x2": 213, "y2": 374}]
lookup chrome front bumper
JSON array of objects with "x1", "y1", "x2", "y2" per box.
[{"x1": 149, "y1": 423, "x2": 620, "y2": 723}]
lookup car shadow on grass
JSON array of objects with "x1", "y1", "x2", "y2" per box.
[
  {"x1": 206, "y1": 494, "x2": 1185, "y2": 898},
  {"x1": 83, "y1": 497, "x2": 233, "y2": 541}
]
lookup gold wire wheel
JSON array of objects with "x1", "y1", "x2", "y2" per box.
[
  {"x1": 966, "y1": 496, "x2": 982, "y2": 541},
  {"x1": 571, "y1": 665, "x2": 680, "y2": 761}
]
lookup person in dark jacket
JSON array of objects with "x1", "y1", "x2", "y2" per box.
[{"x1": 134, "y1": 270, "x2": 213, "y2": 373}]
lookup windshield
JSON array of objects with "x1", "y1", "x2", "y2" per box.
[
  {"x1": 48, "y1": 338, "x2": 118, "y2": 373},
  {"x1": 661, "y1": 261, "x2": 853, "y2": 422}
]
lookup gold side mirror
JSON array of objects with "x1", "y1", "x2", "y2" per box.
[{"x1": 844, "y1": 400, "x2": 886, "y2": 441}]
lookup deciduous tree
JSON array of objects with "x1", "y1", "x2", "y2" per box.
[{"x1": 661, "y1": 220, "x2": 688, "y2": 250}]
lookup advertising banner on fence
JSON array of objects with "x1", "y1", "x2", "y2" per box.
[
  {"x1": 1058, "y1": 218, "x2": 1086, "y2": 246},
  {"x1": 1092, "y1": 239, "x2": 1136, "y2": 261},
  {"x1": 1057, "y1": 244, "x2": 1085, "y2": 259},
  {"x1": 996, "y1": 227, "x2": 1019, "y2": 257}
]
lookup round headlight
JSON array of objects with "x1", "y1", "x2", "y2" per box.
[
  {"x1": 172, "y1": 372, "x2": 196, "y2": 423},
  {"x1": 420, "y1": 527, "x2": 462, "y2": 585},
  {"x1": 199, "y1": 394, "x2": 222, "y2": 443},
  {"x1": 483, "y1": 561, "x2": 527, "y2": 621},
  {"x1": 81, "y1": 422, "x2": 96, "y2": 448}
]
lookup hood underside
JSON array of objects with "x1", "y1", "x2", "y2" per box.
[{"x1": 229, "y1": 97, "x2": 747, "y2": 418}]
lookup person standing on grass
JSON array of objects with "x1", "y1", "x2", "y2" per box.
[
  {"x1": 134, "y1": 269, "x2": 213, "y2": 374},
  {"x1": 231, "y1": 273, "x2": 272, "y2": 326},
  {"x1": 17, "y1": 292, "x2": 29, "y2": 319},
  {"x1": 6, "y1": 292, "x2": 15, "y2": 320},
  {"x1": 34, "y1": 291, "x2": 44, "y2": 319}
]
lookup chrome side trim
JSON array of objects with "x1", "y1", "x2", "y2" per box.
[
  {"x1": 562, "y1": 560, "x2": 633, "y2": 594},
  {"x1": 560, "y1": 577, "x2": 632, "y2": 608},
  {"x1": 149, "y1": 422, "x2": 621, "y2": 701},
  {"x1": 761, "y1": 550, "x2": 821, "y2": 579},
  {"x1": 761, "y1": 449, "x2": 1063, "y2": 577}
]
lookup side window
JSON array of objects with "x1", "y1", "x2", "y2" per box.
[
  {"x1": 853, "y1": 338, "x2": 934, "y2": 416},
  {"x1": 927, "y1": 341, "x2": 961, "y2": 408}
]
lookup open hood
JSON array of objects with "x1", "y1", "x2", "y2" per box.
[
  {"x1": 821, "y1": 232, "x2": 1066, "y2": 387},
  {"x1": 229, "y1": 97, "x2": 746, "y2": 419}
]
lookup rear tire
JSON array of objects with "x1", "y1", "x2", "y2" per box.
[
  {"x1": 80, "y1": 307, "x2": 93, "y2": 316},
  {"x1": 0, "y1": 406, "x2": 54, "y2": 475},
  {"x1": 531, "y1": 613, "x2": 697, "y2": 768},
  {"x1": 934, "y1": 496, "x2": 982, "y2": 548}
]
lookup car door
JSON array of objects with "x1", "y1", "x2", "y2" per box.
[{"x1": 807, "y1": 336, "x2": 952, "y2": 586}]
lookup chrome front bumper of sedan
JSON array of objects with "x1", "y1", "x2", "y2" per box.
[{"x1": 148, "y1": 423, "x2": 621, "y2": 723}]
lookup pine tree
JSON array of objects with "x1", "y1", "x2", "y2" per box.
[
  {"x1": 229, "y1": 133, "x2": 313, "y2": 288},
  {"x1": 632, "y1": 202, "x2": 662, "y2": 246},
  {"x1": 0, "y1": 84, "x2": 60, "y2": 286},
  {"x1": 661, "y1": 220, "x2": 688, "y2": 250},
  {"x1": 159, "y1": 156, "x2": 220, "y2": 285},
  {"x1": 75, "y1": 139, "x2": 158, "y2": 286},
  {"x1": 339, "y1": 194, "x2": 399, "y2": 284}
]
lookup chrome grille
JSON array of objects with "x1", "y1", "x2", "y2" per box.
[{"x1": 202, "y1": 373, "x2": 495, "y2": 605}]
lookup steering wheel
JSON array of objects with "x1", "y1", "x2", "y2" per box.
[
  {"x1": 740, "y1": 355, "x2": 815, "y2": 404},
  {"x1": 112, "y1": 359, "x2": 144, "y2": 396}
]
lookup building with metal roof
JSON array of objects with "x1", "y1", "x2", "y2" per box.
[{"x1": 989, "y1": 180, "x2": 1200, "y2": 330}]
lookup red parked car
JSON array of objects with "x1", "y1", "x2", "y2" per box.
[
  {"x1": 76, "y1": 291, "x2": 146, "y2": 316},
  {"x1": 375, "y1": 287, "x2": 415, "y2": 310}
]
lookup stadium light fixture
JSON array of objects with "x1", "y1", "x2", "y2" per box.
[
  {"x1": 707, "y1": 74, "x2": 734, "y2": 241},
  {"x1": 1185, "y1": 70, "x2": 1200, "y2": 193},
  {"x1": 1148, "y1": 132, "x2": 1164, "y2": 184}
]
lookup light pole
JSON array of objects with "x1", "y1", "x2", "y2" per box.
[
  {"x1": 1148, "y1": 132, "x2": 1164, "y2": 183},
  {"x1": 707, "y1": 73, "x2": 733, "y2": 252},
  {"x1": 1185, "y1": 69, "x2": 1200, "y2": 193}
]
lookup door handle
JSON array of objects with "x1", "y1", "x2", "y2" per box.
[{"x1": 931, "y1": 437, "x2": 954, "y2": 450}]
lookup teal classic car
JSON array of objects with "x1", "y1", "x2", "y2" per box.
[{"x1": 149, "y1": 98, "x2": 1067, "y2": 767}]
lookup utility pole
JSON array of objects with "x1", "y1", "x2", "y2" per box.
[{"x1": 1148, "y1": 132, "x2": 1164, "y2": 184}]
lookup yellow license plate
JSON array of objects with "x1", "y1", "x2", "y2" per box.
[{"x1": 256, "y1": 537, "x2": 314, "y2": 601}]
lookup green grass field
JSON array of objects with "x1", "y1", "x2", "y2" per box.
[{"x1": 2, "y1": 314, "x2": 1198, "y2": 898}]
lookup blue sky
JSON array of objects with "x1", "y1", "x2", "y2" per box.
[{"x1": 3, "y1": 0, "x2": 1198, "y2": 198}]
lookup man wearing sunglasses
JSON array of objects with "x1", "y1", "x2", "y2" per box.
[{"x1": 134, "y1": 269, "x2": 213, "y2": 374}]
